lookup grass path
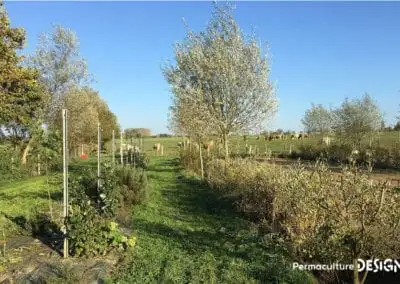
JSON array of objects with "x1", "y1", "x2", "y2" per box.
[{"x1": 111, "y1": 157, "x2": 311, "y2": 284}]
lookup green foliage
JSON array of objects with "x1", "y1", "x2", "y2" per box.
[
  {"x1": 302, "y1": 103, "x2": 332, "y2": 134},
  {"x1": 66, "y1": 162, "x2": 138, "y2": 257},
  {"x1": 332, "y1": 94, "x2": 382, "y2": 147},
  {"x1": 126, "y1": 150, "x2": 149, "y2": 169},
  {"x1": 179, "y1": 147, "x2": 212, "y2": 176},
  {"x1": 115, "y1": 165, "x2": 149, "y2": 206}
]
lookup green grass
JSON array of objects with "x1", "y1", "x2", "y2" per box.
[
  {"x1": 111, "y1": 156, "x2": 313, "y2": 283},
  {"x1": 0, "y1": 176, "x2": 62, "y2": 236},
  {"x1": 104, "y1": 131, "x2": 400, "y2": 158}
]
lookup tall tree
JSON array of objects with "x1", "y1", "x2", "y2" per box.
[
  {"x1": 163, "y1": 3, "x2": 277, "y2": 158},
  {"x1": 301, "y1": 104, "x2": 333, "y2": 135},
  {"x1": 0, "y1": 2, "x2": 46, "y2": 164},
  {"x1": 28, "y1": 24, "x2": 89, "y2": 125},
  {"x1": 125, "y1": 128, "x2": 151, "y2": 139},
  {"x1": 51, "y1": 87, "x2": 119, "y2": 152},
  {"x1": 333, "y1": 93, "x2": 382, "y2": 147}
]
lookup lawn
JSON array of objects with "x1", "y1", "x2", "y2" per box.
[
  {"x1": 0, "y1": 176, "x2": 62, "y2": 237},
  {"x1": 110, "y1": 156, "x2": 313, "y2": 283}
]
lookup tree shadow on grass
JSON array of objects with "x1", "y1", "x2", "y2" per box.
[
  {"x1": 1, "y1": 212, "x2": 64, "y2": 256},
  {"x1": 0, "y1": 190, "x2": 62, "y2": 202}
]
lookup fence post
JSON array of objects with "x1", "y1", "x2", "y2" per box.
[
  {"x1": 120, "y1": 130, "x2": 123, "y2": 165},
  {"x1": 161, "y1": 145, "x2": 164, "y2": 156},
  {"x1": 112, "y1": 130, "x2": 115, "y2": 166},
  {"x1": 62, "y1": 109, "x2": 69, "y2": 258},
  {"x1": 97, "y1": 122, "x2": 101, "y2": 193},
  {"x1": 37, "y1": 154, "x2": 41, "y2": 175}
]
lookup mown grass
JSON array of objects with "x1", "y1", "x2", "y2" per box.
[
  {"x1": 0, "y1": 176, "x2": 62, "y2": 237},
  {"x1": 110, "y1": 156, "x2": 313, "y2": 283}
]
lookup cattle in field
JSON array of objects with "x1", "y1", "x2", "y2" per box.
[
  {"x1": 320, "y1": 136, "x2": 332, "y2": 146},
  {"x1": 153, "y1": 143, "x2": 161, "y2": 154},
  {"x1": 203, "y1": 140, "x2": 214, "y2": 155},
  {"x1": 177, "y1": 142, "x2": 184, "y2": 147},
  {"x1": 291, "y1": 133, "x2": 300, "y2": 140}
]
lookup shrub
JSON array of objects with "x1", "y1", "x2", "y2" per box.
[
  {"x1": 115, "y1": 166, "x2": 149, "y2": 206},
  {"x1": 179, "y1": 147, "x2": 212, "y2": 176},
  {"x1": 291, "y1": 144, "x2": 400, "y2": 170},
  {"x1": 66, "y1": 162, "x2": 137, "y2": 257},
  {"x1": 203, "y1": 158, "x2": 400, "y2": 283}
]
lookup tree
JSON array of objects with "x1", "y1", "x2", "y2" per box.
[
  {"x1": 125, "y1": 128, "x2": 151, "y2": 138},
  {"x1": 28, "y1": 24, "x2": 89, "y2": 125},
  {"x1": 163, "y1": 3, "x2": 277, "y2": 158},
  {"x1": 51, "y1": 87, "x2": 119, "y2": 153},
  {"x1": 301, "y1": 104, "x2": 332, "y2": 135},
  {"x1": 332, "y1": 94, "x2": 382, "y2": 147},
  {"x1": 0, "y1": 3, "x2": 46, "y2": 165},
  {"x1": 169, "y1": 95, "x2": 214, "y2": 177}
]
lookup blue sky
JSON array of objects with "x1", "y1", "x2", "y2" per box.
[{"x1": 5, "y1": 1, "x2": 400, "y2": 134}]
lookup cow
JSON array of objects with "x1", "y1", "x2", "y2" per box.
[
  {"x1": 320, "y1": 136, "x2": 332, "y2": 146},
  {"x1": 153, "y1": 143, "x2": 161, "y2": 155},
  {"x1": 203, "y1": 140, "x2": 214, "y2": 155},
  {"x1": 177, "y1": 142, "x2": 184, "y2": 147}
]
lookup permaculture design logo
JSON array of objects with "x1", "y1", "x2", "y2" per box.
[{"x1": 292, "y1": 259, "x2": 400, "y2": 273}]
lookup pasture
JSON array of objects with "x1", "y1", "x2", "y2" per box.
[{"x1": 107, "y1": 131, "x2": 400, "y2": 158}]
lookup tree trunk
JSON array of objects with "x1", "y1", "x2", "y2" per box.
[
  {"x1": 222, "y1": 132, "x2": 229, "y2": 159},
  {"x1": 21, "y1": 139, "x2": 33, "y2": 166},
  {"x1": 199, "y1": 141, "x2": 204, "y2": 178}
]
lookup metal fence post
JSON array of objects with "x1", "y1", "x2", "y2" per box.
[{"x1": 62, "y1": 109, "x2": 69, "y2": 258}]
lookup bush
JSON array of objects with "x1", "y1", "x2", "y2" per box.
[
  {"x1": 115, "y1": 166, "x2": 149, "y2": 206},
  {"x1": 0, "y1": 144, "x2": 30, "y2": 181},
  {"x1": 179, "y1": 147, "x2": 212, "y2": 176},
  {"x1": 66, "y1": 162, "x2": 138, "y2": 257},
  {"x1": 116, "y1": 151, "x2": 149, "y2": 169},
  {"x1": 203, "y1": 158, "x2": 400, "y2": 283},
  {"x1": 290, "y1": 144, "x2": 400, "y2": 170}
]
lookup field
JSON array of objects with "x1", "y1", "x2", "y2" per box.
[{"x1": 107, "y1": 131, "x2": 400, "y2": 158}]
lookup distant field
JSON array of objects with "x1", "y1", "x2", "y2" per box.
[{"x1": 105, "y1": 131, "x2": 400, "y2": 157}]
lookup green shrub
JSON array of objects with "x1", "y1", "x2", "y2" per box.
[
  {"x1": 115, "y1": 166, "x2": 149, "y2": 206},
  {"x1": 66, "y1": 162, "x2": 137, "y2": 257},
  {"x1": 179, "y1": 147, "x2": 212, "y2": 176}
]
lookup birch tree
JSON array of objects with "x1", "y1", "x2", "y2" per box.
[{"x1": 163, "y1": 3, "x2": 277, "y2": 158}]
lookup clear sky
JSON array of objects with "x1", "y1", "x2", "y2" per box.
[{"x1": 5, "y1": 1, "x2": 400, "y2": 134}]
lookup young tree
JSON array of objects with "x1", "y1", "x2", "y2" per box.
[
  {"x1": 28, "y1": 24, "x2": 89, "y2": 125},
  {"x1": 0, "y1": 3, "x2": 46, "y2": 164},
  {"x1": 301, "y1": 104, "x2": 332, "y2": 135},
  {"x1": 163, "y1": 3, "x2": 277, "y2": 158},
  {"x1": 332, "y1": 94, "x2": 382, "y2": 147},
  {"x1": 169, "y1": 95, "x2": 214, "y2": 177}
]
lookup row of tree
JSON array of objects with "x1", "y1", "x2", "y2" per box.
[
  {"x1": 0, "y1": 2, "x2": 119, "y2": 166},
  {"x1": 302, "y1": 94, "x2": 399, "y2": 147}
]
